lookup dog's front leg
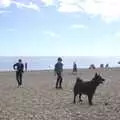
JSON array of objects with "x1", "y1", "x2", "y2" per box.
[
  {"x1": 88, "y1": 94, "x2": 93, "y2": 105},
  {"x1": 73, "y1": 94, "x2": 77, "y2": 104},
  {"x1": 79, "y1": 93, "x2": 83, "y2": 102}
]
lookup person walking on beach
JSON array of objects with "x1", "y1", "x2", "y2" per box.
[
  {"x1": 13, "y1": 59, "x2": 24, "y2": 87},
  {"x1": 25, "y1": 62, "x2": 28, "y2": 72},
  {"x1": 54, "y1": 57, "x2": 63, "y2": 89},
  {"x1": 72, "y1": 62, "x2": 77, "y2": 74}
]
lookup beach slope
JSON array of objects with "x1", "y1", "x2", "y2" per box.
[{"x1": 0, "y1": 69, "x2": 120, "y2": 120}]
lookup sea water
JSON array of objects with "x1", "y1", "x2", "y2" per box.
[{"x1": 0, "y1": 56, "x2": 120, "y2": 71}]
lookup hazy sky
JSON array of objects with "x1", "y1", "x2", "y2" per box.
[{"x1": 0, "y1": 0, "x2": 120, "y2": 56}]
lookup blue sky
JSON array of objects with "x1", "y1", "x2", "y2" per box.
[{"x1": 0, "y1": 0, "x2": 120, "y2": 56}]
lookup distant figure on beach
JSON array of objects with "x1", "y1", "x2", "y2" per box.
[
  {"x1": 72, "y1": 62, "x2": 77, "y2": 74},
  {"x1": 89, "y1": 64, "x2": 96, "y2": 69},
  {"x1": 13, "y1": 59, "x2": 24, "y2": 87},
  {"x1": 48, "y1": 65, "x2": 52, "y2": 71},
  {"x1": 100, "y1": 64, "x2": 104, "y2": 68},
  {"x1": 54, "y1": 57, "x2": 63, "y2": 89},
  {"x1": 25, "y1": 62, "x2": 28, "y2": 71},
  {"x1": 105, "y1": 64, "x2": 109, "y2": 69}
]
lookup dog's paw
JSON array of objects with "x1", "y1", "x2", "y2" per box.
[
  {"x1": 104, "y1": 102, "x2": 109, "y2": 106},
  {"x1": 89, "y1": 102, "x2": 93, "y2": 105}
]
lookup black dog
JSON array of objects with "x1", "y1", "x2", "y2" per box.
[{"x1": 73, "y1": 73, "x2": 105, "y2": 105}]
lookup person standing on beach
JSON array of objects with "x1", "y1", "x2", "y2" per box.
[
  {"x1": 73, "y1": 62, "x2": 77, "y2": 74},
  {"x1": 25, "y1": 62, "x2": 28, "y2": 72},
  {"x1": 54, "y1": 57, "x2": 63, "y2": 89},
  {"x1": 13, "y1": 59, "x2": 24, "y2": 87}
]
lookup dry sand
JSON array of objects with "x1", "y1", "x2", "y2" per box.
[{"x1": 0, "y1": 68, "x2": 120, "y2": 120}]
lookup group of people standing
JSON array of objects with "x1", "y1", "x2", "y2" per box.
[{"x1": 13, "y1": 58, "x2": 78, "y2": 88}]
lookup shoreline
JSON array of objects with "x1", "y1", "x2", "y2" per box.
[{"x1": 0, "y1": 67, "x2": 120, "y2": 72}]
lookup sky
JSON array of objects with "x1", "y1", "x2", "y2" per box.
[{"x1": 0, "y1": 0, "x2": 120, "y2": 56}]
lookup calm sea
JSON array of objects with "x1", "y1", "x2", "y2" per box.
[{"x1": 0, "y1": 56, "x2": 120, "y2": 71}]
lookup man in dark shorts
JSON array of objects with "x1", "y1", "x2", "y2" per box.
[
  {"x1": 13, "y1": 59, "x2": 24, "y2": 87},
  {"x1": 73, "y1": 62, "x2": 77, "y2": 74},
  {"x1": 25, "y1": 62, "x2": 28, "y2": 72},
  {"x1": 54, "y1": 57, "x2": 63, "y2": 89}
]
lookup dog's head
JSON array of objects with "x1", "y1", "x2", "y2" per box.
[{"x1": 92, "y1": 73, "x2": 105, "y2": 85}]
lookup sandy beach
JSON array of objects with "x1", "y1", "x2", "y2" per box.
[{"x1": 0, "y1": 68, "x2": 120, "y2": 120}]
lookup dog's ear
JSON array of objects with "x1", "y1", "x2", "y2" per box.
[
  {"x1": 95, "y1": 72, "x2": 98, "y2": 77},
  {"x1": 99, "y1": 74, "x2": 101, "y2": 77}
]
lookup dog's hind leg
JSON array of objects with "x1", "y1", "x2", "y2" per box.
[
  {"x1": 88, "y1": 94, "x2": 93, "y2": 105},
  {"x1": 73, "y1": 93, "x2": 77, "y2": 104},
  {"x1": 79, "y1": 93, "x2": 83, "y2": 102}
]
